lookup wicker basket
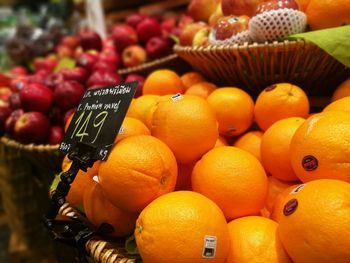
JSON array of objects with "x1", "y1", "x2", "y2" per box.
[
  {"x1": 174, "y1": 40, "x2": 350, "y2": 97},
  {"x1": 58, "y1": 203, "x2": 140, "y2": 263},
  {"x1": 117, "y1": 54, "x2": 191, "y2": 76},
  {"x1": 0, "y1": 137, "x2": 63, "y2": 262}
]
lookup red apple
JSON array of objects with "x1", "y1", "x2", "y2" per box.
[
  {"x1": 49, "y1": 126, "x2": 64, "y2": 145},
  {"x1": 76, "y1": 52, "x2": 99, "y2": 72},
  {"x1": 255, "y1": 0, "x2": 299, "y2": 14},
  {"x1": 145, "y1": 36, "x2": 172, "y2": 59},
  {"x1": 125, "y1": 74, "x2": 145, "y2": 98},
  {"x1": 126, "y1": 14, "x2": 145, "y2": 28},
  {"x1": 56, "y1": 44, "x2": 74, "y2": 58},
  {"x1": 9, "y1": 93, "x2": 22, "y2": 110},
  {"x1": 178, "y1": 15, "x2": 195, "y2": 29},
  {"x1": 0, "y1": 73, "x2": 10, "y2": 87},
  {"x1": 28, "y1": 69, "x2": 50, "y2": 84},
  {"x1": 10, "y1": 66, "x2": 28, "y2": 77},
  {"x1": 79, "y1": 30, "x2": 102, "y2": 51},
  {"x1": 49, "y1": 106, "x2": 64, "y2": 126},
  {"x1": 59, "y1": 67, "x2": 88, "y2": 85},
  {"x1": 0, "y1": 87, "x2": 12, "y2": 102},
  {"x1": 0, "y1": 101, "x2": 11, "y2": 134},
  {"x1": 44, "y1": 73, "x2": 65, "y2": 90},
  {"x1": 188, "y1": 0, "x2": 221, "y2": 22},
  {"x1": 61, "y1": 35, "x2": 81, "y2": 49},
  {"x1": 221, "y1": 0, "x2": 265, "y2": 17},
  {"x1": 214, "y1": 15, "x2": 250, "y2": 40},
  {"x1": 54, "y1": 81, "x2": 85, "y2": 111},
  {"x1": 136, "y1": 18, "x2": 162, "y2": 43},
  {"x1": 14, "y1": 111, "x2": 50, "y2": 144},
  {"x1": 5, "y1": 109, "x2": 24, "y2": 135},
  {"x1": 98, "y1": 49, "x2": 121, "y2": 68},
  {"x1": 33, "y1": 56, "x2": 57, "y2": 72},
  {"x1": 122, "y1": 45, "x2": 147, "y2": 68},
  {"x1": 179, "y1": 22, "x2": 208, "y2": 46},
  {"x1": 111, "y1": 24, "x2": 138, "y2": 52},
  {"x1": 161, "y1": 17, "x2": 176, "y2": 36},
  {"x1": 102, "y1": 38, "x2": 116, "y2": 51},
  {"x1": 92, "y1": 60, "x2": 117, "y2": 72},
  {"x1": 10, "y1": 77, "x2": 29, "y2": 92},
  {"x1": 19, "y1": 83, "x2": 53, "y2": 113},
  {"x1": 87, "y1": 71, "x2": 123, "y2": 89}
]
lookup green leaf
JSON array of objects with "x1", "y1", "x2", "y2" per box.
[
  {"x1": 50, "y1": 173, "x2": 62, "y2": 193},
  {"x1": 284, "y1": 25, "x2": 350, "y2": 68},
  {"x1": 54, "y1": 57, "x2": 76, "y2": 72},
  {"x1": 125, "y1": 234, "x2": 139, "y2": 255}
]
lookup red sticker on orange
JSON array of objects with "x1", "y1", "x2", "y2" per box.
[
  {"x1": 302, "y1": 155, "x2": 318, "y2": 171},
  {"x1": 283, "y1": 199, "x2": 298, "y2": 216}
]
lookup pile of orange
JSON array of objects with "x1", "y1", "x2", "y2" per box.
[{"x1": 57, "y1": 70, "x2": 350, "y2": 263}]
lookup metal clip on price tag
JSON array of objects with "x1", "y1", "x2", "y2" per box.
[{"x1": 42, "y1": 82, "x2": 138, "y2": 262}]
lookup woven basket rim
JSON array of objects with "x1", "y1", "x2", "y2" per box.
[
  {"x1": 117, "y1": 53, "x2": 178, "y2": 75},
  {"x1": 174, "y1": 39, "x2": 311, "y2": 52},
  {"x1": 0, "y1": 136, "x2": 59, "y2": 152}
]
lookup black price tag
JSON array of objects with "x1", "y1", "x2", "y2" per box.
[{"x1": 60, "y1": 82, "x2": 137, "y2": 160}]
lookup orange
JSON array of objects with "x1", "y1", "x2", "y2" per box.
[
  {"x1": 306, "y1": 0, "x2": 350, "y2": 30},
  {"x1": 181, "y1": 72, "x2": 206, "y2": 90},
  {"x1": 99, "y1": 135, "x2": 177, "y2": 213},
  {"x1": 214, "y1": 136, "x2": 229, "y2": 147},
  {"x1": 331, "y1": 78, "x2": 350, "y2": 101},
  {"x1": 151, "y1": 94, "x2": 218, "y2": 164},
  {"x1": 143, "y1": 69, "x2": 185, "y2": 95},
  {"x1": 64, "y1": 113, "x2": 74, "y2": 132},
  {"x1": 83, "y1": 182, "x2": 138, "y2": 237},
  {"x1": 226, "y1": 216, "x2": 292, "y2": 263},
  {"x1": 261, "y1": 117, "x2": 305, "y2": 182},
  {"x1": 135, "y1": 191, "x2": 230, "y2": 263},
  {"x1": 290, "y1": 111, "x2": 350, "y2": 183},
  {"x1": 126, "y1": 95, "x2": 161, "y2": 126},
  {"x1": 265, "y1": 176, "x2": 296, "y2": 213},
  {"x1": 115, "y1": 117, "x2": 150, "y2": 143},
  {"x1": 207, "y1": 87, "x2": 255, "y2": 137},
  {"x1": 175, "y1": 162, "x2": 194, "y2": 191},
  {"x1": 233, "y1": 130, "x2": 263, "y2": 161},
  {"x1": 192, "y1": 146, "x2": 268, "y2": 220},
  {"x1": 66, "y1": 170, "x2": 94, "y2": 206},
  {"x1": 185, "y1": 82, "x2": 217, "y2": 98},
  {"x1": 270, "y1": 184, "x2": 302, "y2": 222},
  {"x1": 296, "y1": 0, "x2": 311, "y2": 11},
  {"x1": 323, "y1": 96, "x2": 350, "y2": 113},
  {"x1": 277, "y1": 179, "x2": 350, "y2": 263},
  {"x1": 254, "y1": 83, "x2": 309, "y2": 131}
]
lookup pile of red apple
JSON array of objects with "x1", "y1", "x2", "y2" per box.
[{"x1": 180, "y1": 0, "x2": 306, "y2": 46}]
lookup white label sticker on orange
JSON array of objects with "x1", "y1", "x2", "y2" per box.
[
  {"x1": 290, "y1": 184, "x2": 305, "y2": 194},
  {"x1": 171, "y1": 93, "x2": 183, "y2": 102},
  {"x1": 202, "y1": 235, "x2": 217, "y2": 258}
]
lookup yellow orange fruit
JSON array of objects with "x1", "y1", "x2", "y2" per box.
[
  {"x1": 181, "y1": 72, "x2": 206, "y2": 90},
  {"x1": 323, "y1": 96, "x2": 350, "y2": 113},
  {"x1": 143, "y1": 69, "x2": 185, "y2": 95},
  {"x1": 207, "y1": 87, "x2": 255, "y2": 137},
  {"x1": 215, "y1": 136, "x2": 229, "y2": 147},
  {"x1": 296, "y1": 0, "x2": 311, "y2": 11},
  {"x1": 175, "y1": 162, "x2": 194, "y2": 191},
  {"x1": 233, "y1": 130, "x2": 263, "y2": 161},
  {"x1": 254, "y1": 83, "x2": 309, "y2": 131},
  {"x1": 115, "y1": 117, "x2": 150, "y2": 143},
  {"x1": 278, "y1": 179, "x2": 350, "y2": 263},
  {"x1": 290, "y1": 111, "x2": 350, "y2": 183},
  {"x1": 64, "y1": 113, "x2": 74, "y2": 132},
  {"x1": 135, "y1": 191, "x2": 230, "y2": 263},
  {"x1": 306, "y1": 0, "x2": 350, "y2": 30},
  {"x1": 151, "y1": 94, "x2": 218, "y2": 164},
  {"x1": 265, "y1": 176, "x2": 296, "y2": 213},
  {"x1": 66, "y1": 170, "x2": 94, "y2": 206},
  {"x1": 185, "y1": 82, "x2": 217, "y2": 98},
  {"x1": 126, "y1": 95, "x2": 161, "y2": 125},
  {"x1": 331, "y1": 79, "x2": 350, "y2": 101},
  {"x1": 99, "y1": 135, "x2": 177, "y2": 213},
  {"x1": 83, "y1": 182, "x2": 138, "y2": 237},
  {"x1": 226, "y1": 216, "x2": 292, "y2": 263},
  {"x1": 261, "y1": 117, "x2": 305, "y2": 182},
  {"x1": 192, "y1": 146, "x2": 268, "y2": 220}
]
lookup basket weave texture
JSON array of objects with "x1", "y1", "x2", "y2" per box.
[
  {"x1": 0, "y1": 137, "x2": 62, "y2": 262},
  {"x1": 174, "y1": 40, "x2": 350, "y2": 97}
]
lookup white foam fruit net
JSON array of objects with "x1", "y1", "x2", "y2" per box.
[
  {"x1": 249, "y1": 9, "x2": 307, "y2": 42},
  {"x1": 208, "y1": 29, "x2": 251, "y2": 46}
]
